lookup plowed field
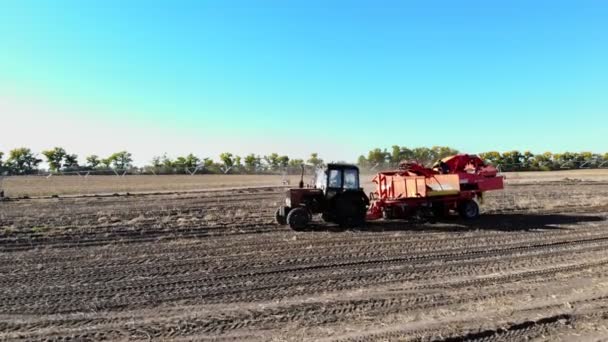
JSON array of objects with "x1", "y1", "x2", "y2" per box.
[{"x1": 1, "y1": 173, "x2": 608, "y2": 341}]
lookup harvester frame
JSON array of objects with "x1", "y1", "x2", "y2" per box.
[{"x1": 366, "y1": 154, "x2": 504, "y2": 221}]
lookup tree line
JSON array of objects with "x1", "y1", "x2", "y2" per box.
[
  {"x1": 0, "y1": 146, "x2": 607, "y2": 175},
  {"x1": 0, "y1": 147, "x2": 325, "y2": 175},
  {"x1": 356, "y1": 146, "x2": 608, "y2": 171}
]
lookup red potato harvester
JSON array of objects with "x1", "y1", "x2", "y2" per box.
[{"x1": 367, "y1": 154, "x2": 504, "y2": 221}]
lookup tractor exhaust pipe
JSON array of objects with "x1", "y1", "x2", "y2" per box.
[{"x1": 299, "y1": 164, "x2": 304, "y2": 188}]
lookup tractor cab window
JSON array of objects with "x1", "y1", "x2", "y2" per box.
[
  {"x1": 315, "y1": 168, "x2": 327, "y2": 189},
  {"x1": 328, "y1": 169, "x2": 342, "y2": 188},
  {"x1": 343, "y1": 169, "x2": 359, "y2": 189}
]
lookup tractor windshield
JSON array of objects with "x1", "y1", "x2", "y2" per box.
[
  {"x1": 328, "y1": 169, "x2": 342, "y2": 188},
  {"x1": 343, "y1": 169, "x2": 359, "y2": 189}
]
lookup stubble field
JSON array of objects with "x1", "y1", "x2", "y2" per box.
[{"x1": 1, "y1": 170, "x2": 608, "y2": 341}]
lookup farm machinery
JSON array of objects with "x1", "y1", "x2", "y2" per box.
[
  {"x1": 275, "y1": 164, "x2": 369, "y2": 230},
  {"x1": 275, "y1": 154, "x2": 504, "y2": 230}
]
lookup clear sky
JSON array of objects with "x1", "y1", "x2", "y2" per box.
[{"x1": 1, "y1": 0, "x2": 606, "y2": 165}]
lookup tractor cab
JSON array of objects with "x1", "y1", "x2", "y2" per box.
[
  {"x1": 315, "y1": 164, "x2": 361, "y2": 193},
  {"x1": 276, "y1": 164, "x2": 369, "y2": 230}
]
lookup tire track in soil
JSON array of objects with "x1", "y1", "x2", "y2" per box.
[
  {"x1": 5, "y1": 262, "x2": 608, "y2": 341},
  {"x1": 2, "y1": 226, "x2": 606, "y2": 288},
  {"x1": 2, "y1": 237, "x2": 608, "y2": 315}
]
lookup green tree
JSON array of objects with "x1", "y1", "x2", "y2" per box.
[
  {"x1": 150, "y1": 155, "x2": 163, "y2": 169},
  {"x1": 307, "y1": 153, "x2": 324, "y2": 168},
  {"x1": 202, "y1": 157, "x2": 214, "y2": 170},
  {"x1": 174, "y1": 153, "x2": 200, "y2": 171},
  {"x1": 185, "y1": 153, "x2": 200, "y2": 169},
  {"x1": 431, "y1": 146, "x2": 459, "y2": 161},
  {"x1": 219, "y1": 152, "x2": 235, "y2": 172},
  {"x1": 521, "y1": 151, "x2": 534, "y2": 169},
  {"x1": 5, "y1": 148, "x2": 41, "y2": 175},
  {"x1": 63, "y1": 154, "x2": 79, "y2": 170},
  {"x1": 366, "y1": 148, "x2": 390, "y2": 168},
  {"x1": 41, "y1": 147, "x2": 67, "y2": 172},
  {"x1": 244, "y1": 154, "x2": 261, "y2": 173},
  {"x1": 0, "y1": 151, "x2": 4, "y2": 172},
  {"x1": 106, "y1": 151, "x2": 132, "y2": 169},
  {"x1": 100, "y1": 157, "x2": 112, "y2": 169},
  {"x1": 288, "y1": 159, "x2": 304, "y2": 167},
  {"x1": 86, "y1": 155, "x2": 101, "y2": 169},
  {"x1": 390, "y1": 146, "x2": 414, "y2": 166},
  {"x1": 233, "y1": 155, "x2": 243, "y2": 172},
  {"x1": 412, "y1": 147, "x2": 434, "y2": 166},
  {"x1": 499, "y1": 151, "x2": 523, "y2": 170},
  {"x1": 264, "y1": 153, "x2": 280, "y2": 171},
  {"x1": 278, "y1": 155, "x2": 289, "y2": 168},
  {"x1": 161, "y1": 154, "x2": 174, "y2": 168}
]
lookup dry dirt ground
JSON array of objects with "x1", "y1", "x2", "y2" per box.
[{"x1": 1, "y1": 170, "x2": 608, "y2": 341}]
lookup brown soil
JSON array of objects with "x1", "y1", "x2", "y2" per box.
[{"x1": 1, "y1": 172, "x2": 608, "y2": 341}]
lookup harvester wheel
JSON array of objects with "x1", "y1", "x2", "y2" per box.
[
  {"x1": 287, "y1": 207, "x2": 309, "y2": 231},
  {"x1": 275, "y1": 207, "x2": 288, "y2": 225},
  {"x1": 458, "y1": 200, "x2": 479, "y2": 219}
]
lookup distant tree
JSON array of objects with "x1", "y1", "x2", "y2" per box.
[
  {"x1": 390, "y1": 146, "x2": 414, "y2": 166},
  {"x1": 278, "y1": 155, "x2": 289, "y2": 168},
  {"x1": 530, "y1": 152, "x2": 552, "y2": 170},
  {"x1": 307, "y1": 153, "x2": 324, "y2": 168},
  {"x1": 201, "y1": 157, "x2": 215, "y2": 171},
  {"x1": 356, "y1": 155, "x2": 369, "y2": 169},
  {"x1": 159, "y1": 154, "x2": 173, "y2": 169},
  {"x1": 150, "y1": 155, "x2": 163, "y2": 169},
  {"x1": 100, "y1": 157, "x2": 112, "y2": 169},
  {"x1": 106, "y1": 151, "x2": 132, "y2": 170},
  {"x1": 264, "y1": 153, "x2": 280, "y2": 171},
  {"x1": 366, "y1": 148, "x2": 390, "y2": 168},
  {"x1": 5, "y1": 148, "x2": 41, "y2": 175},
  {"x1": 63, "y1": 154, "x2": 79, "y2": 170},
  {"x1": 173, "y1": 156, "x2": 187, "y2": 170},
  {"x1": 86, "y1": 155, "x2": 101, "y2": 169},
  {"x1": 430, "y1": 146, "x2": 459, "y2": 162},
  {"x1": 244, "y1": 154, "x2": 261, "y2": 173},
  {"x1": 174, "y1": 153, "x2": 200, "y2": 172},
  {"x1": 41, "y1": 147, "x2": 67, "y2": 172},
  {"x1": 478, "y1": 151, "x2": 500, "y2": 166},
  {"x1": 0, "y1": 151, "x2": 4, "y2": 172},
  {"x1": 183, "y1": 153, "x2": 200, "y2": 169},
  {"x1": 233, "y1": 155, "x2": 243, "y2": 172},
  {"x1": 219, "y1": 152, "x2": 235, "y2": 172},
  {"x1": 411, "y1": 147, "x2": 434, "y2": 166},
  {"x1": 288, "y1": 159, "x2": 304, "y2": 167},
  {"x1": 500, "y1": 151, "x2": 523, "y2": 170},
  {"x1": 521, "y1": 151, "x2": 534, "y2": 169}
]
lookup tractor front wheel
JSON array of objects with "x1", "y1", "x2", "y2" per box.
[
  {"x1": 275, "y1": 206, "x2": 289, "y2": 225},
  {"x1": 287, "y1": 207, "x2": 309, "y2": 231},
  {"x1": 458, "y1": 200, "x2": 480, "y2": 219}
]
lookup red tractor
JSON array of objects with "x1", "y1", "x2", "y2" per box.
[{"x1": 275, "y1": 164, "x2": 369, "y2": 230}]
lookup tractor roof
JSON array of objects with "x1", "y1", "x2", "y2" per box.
[{"x1": 326, "y1": 163, "x2": 359, "y2": 170}]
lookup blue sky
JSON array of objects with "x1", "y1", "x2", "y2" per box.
[{"x1": 1, "y1": 0, "x2": 606, "y2": 164}]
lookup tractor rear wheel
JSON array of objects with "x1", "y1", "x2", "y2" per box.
[
  {"x1": 287, "y1": 207, "x2": 309, "y2": 231},
  {"x1": 275, "y1": 206, "x2": 288, "y2": 225},
  {"x1": 458, "y1": 200, "x2": 480, "y2": 219},
  {"x1": 335, "y1": 192, "x2": 367, "y2": 228}
]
